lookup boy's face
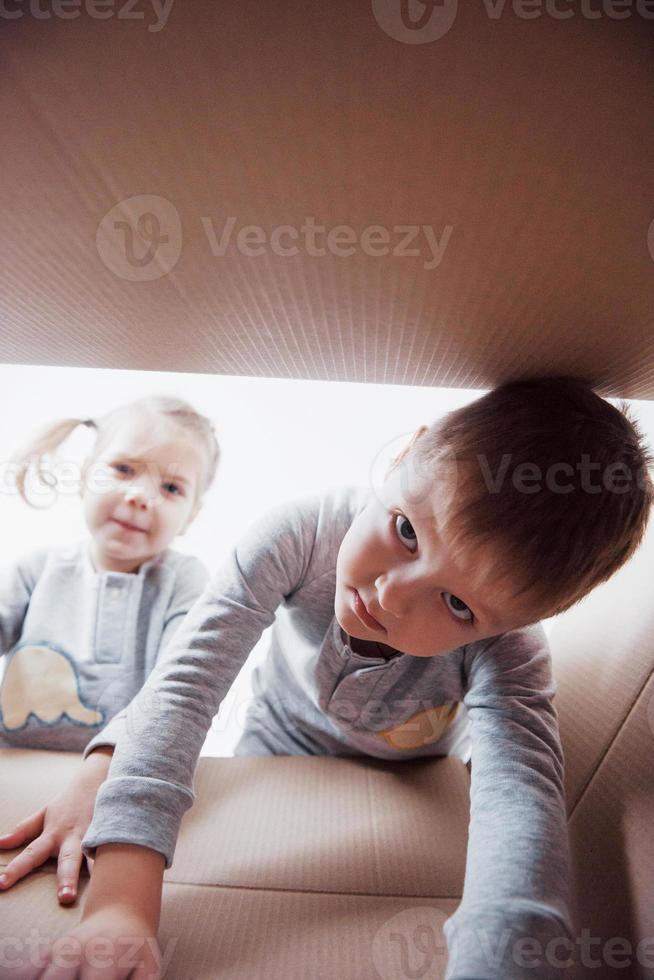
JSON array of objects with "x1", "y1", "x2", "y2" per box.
[{"x1": 335, "y1": 438, "x2": 534, "y2": 657}]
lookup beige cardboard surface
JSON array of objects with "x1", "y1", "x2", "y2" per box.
[
  {"x1": 567, "y1": 668, "x2": 654, "y2": 978},
  {"x1": 0, "y1": 750, "x2": 468, "y2": 978},
  {"x1": 2, "y1": 2, "x2": 654, "y2": 396},
  {"x1": 169, "y1": 756, "x2": 470, "y2": 895},
  {"x1": 0, "y1": 874, "x2": 461, "y2": 980},
  {"x1": 0, "y1": 751, "x2": 470, "y2": 898},
  {"x1": 547, "y1": 515, "x2": 654, "y2": 816}
]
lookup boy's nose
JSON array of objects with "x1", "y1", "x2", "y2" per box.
[{"x1": 374, "y1": 571, "x2": 411, "y2": 618}]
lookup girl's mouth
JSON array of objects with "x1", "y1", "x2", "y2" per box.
[{"x1": 111, "y1": 518, "x2": 147, "y2": 534}]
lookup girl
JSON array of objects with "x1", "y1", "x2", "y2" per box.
[{"x1": 0, "y1": 394, "x2": 219, "y2": 905}]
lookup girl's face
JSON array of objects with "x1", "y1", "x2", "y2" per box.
[
  {"x1": 81, "y1": 417, "x2": 205, "y2": 573},
  {"x1": 335, "y1": 452, "x2": 528, "y2": 658}
]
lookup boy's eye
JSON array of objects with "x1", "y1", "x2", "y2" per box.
[
  {"x1": 443, "y1": 592, "x2": 474, "y2": 625},
  {"x1": 162, "y1": 481, "x2": 183, "y2": 496},
  {"x1": 394, "y1": 513, "x2": 417, "y2": 552}
]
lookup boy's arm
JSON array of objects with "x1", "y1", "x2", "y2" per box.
[
  {"x1": 81, "y1": 494, "x2": 320, "y2": 868},
  {"x1": 443, "y1": 622, "x2": 574, "y2": 980}
]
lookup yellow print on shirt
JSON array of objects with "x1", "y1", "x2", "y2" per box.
[
  {"x1": 0, "y1": 645, "x2": 103, "y2": 730},
  {"x1": 378, "y1": 701, "x2": 461, "y2": 750}
]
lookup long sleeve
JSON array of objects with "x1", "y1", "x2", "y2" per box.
[
  {"x1": 82, "y1": 554, "x2": 210, "y2": 755},
  {"x1": 0, "y1": 550, "x2": 47, "y2": 656},
  {"x1": 443, "y1": 622, "x2": 574, "y2": 980},
  {"x1": 82, "y1": 496, "x2": 320, "y2": 867}
]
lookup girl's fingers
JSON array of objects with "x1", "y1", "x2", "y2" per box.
[
  {"x1": 0, "y1": 835, "x2": 54, "y2": 890},
  {"x1": 0, "y1": 809, "x2": 46, "y2": 850},
  {"x1": 56, "y1": 840, "x2": 84, "y2": 905}
]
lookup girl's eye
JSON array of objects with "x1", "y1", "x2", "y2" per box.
[
  {"x1": 162, "y1": 482, "x2": 182, "y2": 496},
  {"x1": 443, "y1": 592, "x2": 474, "y2": 625},
  {"x1": 112, "y1": 462, "x2": 133, "y2": 476},
  {"x1": 394, "y1": 513, "x2": 417, "y2": 552}
]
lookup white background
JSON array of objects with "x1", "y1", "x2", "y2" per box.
[{"x1": 2, "y1": 364, "x2": 653, "y2": 755}]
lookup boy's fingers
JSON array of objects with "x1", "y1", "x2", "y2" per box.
[
  {"x1": 56, "y1": 841, "x2": 83, "y2": 905},
  {"x1": 0, "y1": 809, "x2": 45, "y2": 849},
  {"x1": 0, "y1": 835, "x2": 54, "y2": 890}
]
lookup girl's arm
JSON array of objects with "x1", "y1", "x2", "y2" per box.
[
  {"x1": 0, "y1": 746, "x2": 114, "y2": 902},
  {"x1": 0, "y1": 549, "x2": 47, "y2": 655}
]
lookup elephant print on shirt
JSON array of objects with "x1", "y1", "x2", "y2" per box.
[{"x1": 0, "y1": 644, "x2": 104, "y2": 730}]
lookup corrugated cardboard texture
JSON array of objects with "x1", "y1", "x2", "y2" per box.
[
  {"x1": 548, "y1": 517, "x2": 654, "y2": 979},
  {"x1": 0, "y1": 751, "x2": 469, "y2": 978},
  {"x1": 2, "y1": 2, "x2": 654, "y2": 396},
  {"x1": 0, "y1": 873, "x2": 461, "y2": 980}
]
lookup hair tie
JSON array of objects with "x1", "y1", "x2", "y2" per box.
[{"x1": 81, "y1": 418, "x2": 97, "y2": 429}]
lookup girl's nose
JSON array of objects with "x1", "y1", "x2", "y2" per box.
[
  {"x1": 124, "y1": 485, "x2": 157, "y2": 509},
  {"x1": 374, "y1": 571, "x2": 411, "y2": 618}
]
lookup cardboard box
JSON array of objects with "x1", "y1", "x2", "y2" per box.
[
  {"x1": 0, "y1": 750, "x2": 470, "y2": 979},
  {"x1": 2, "y1": 2, "x2": 654, "y2": 977}
]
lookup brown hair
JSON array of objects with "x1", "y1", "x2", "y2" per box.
[
  {"x1": 413, "y1": 376, "x2": 654, "y2": 622},
  {"x1": 12, "y1": 395, "x2": 220, "y2": 508}
]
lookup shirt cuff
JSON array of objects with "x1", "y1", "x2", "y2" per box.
[{"x1": 81, "y1": 775, "x2": 195, "y2": 869}]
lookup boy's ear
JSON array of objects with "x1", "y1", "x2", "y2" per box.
[{"x1": 391, "y1": 425, "x2": 428, "y2": 468}]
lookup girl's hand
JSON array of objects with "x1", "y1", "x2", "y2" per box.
[
  {"x1": 0, "y1": 747, "x2": 112, "y2": 904},
  {"x1": 14, "y1": 906, "x2": 162, "y2": 979}
]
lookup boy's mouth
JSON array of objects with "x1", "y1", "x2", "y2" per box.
[{"x1": 351, "y1": 589, "x2": 387, "y2": 634}]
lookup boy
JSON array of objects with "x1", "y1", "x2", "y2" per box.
[{"x1": 32, "y1": 377, "x2": 654, "y2": 978}]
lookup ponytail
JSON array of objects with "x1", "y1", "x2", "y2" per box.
[{"x1": 11, "y1": 417, "x2": 96, "y2": 506}]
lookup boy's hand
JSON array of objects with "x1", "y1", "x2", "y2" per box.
[
  {"x1": 0, "y1": 747, "x2": 112, "y2": 904},
  {"x1": 14, "y1": 906, "x2": 161, "y2": 979}
]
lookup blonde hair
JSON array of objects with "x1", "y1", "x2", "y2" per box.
[
  {"x1": 413, "y1": 376, "x2": 654, "y2": 621},
  {"x1": 12, "y1": 395, "x2": 220, "y2": 508}
]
